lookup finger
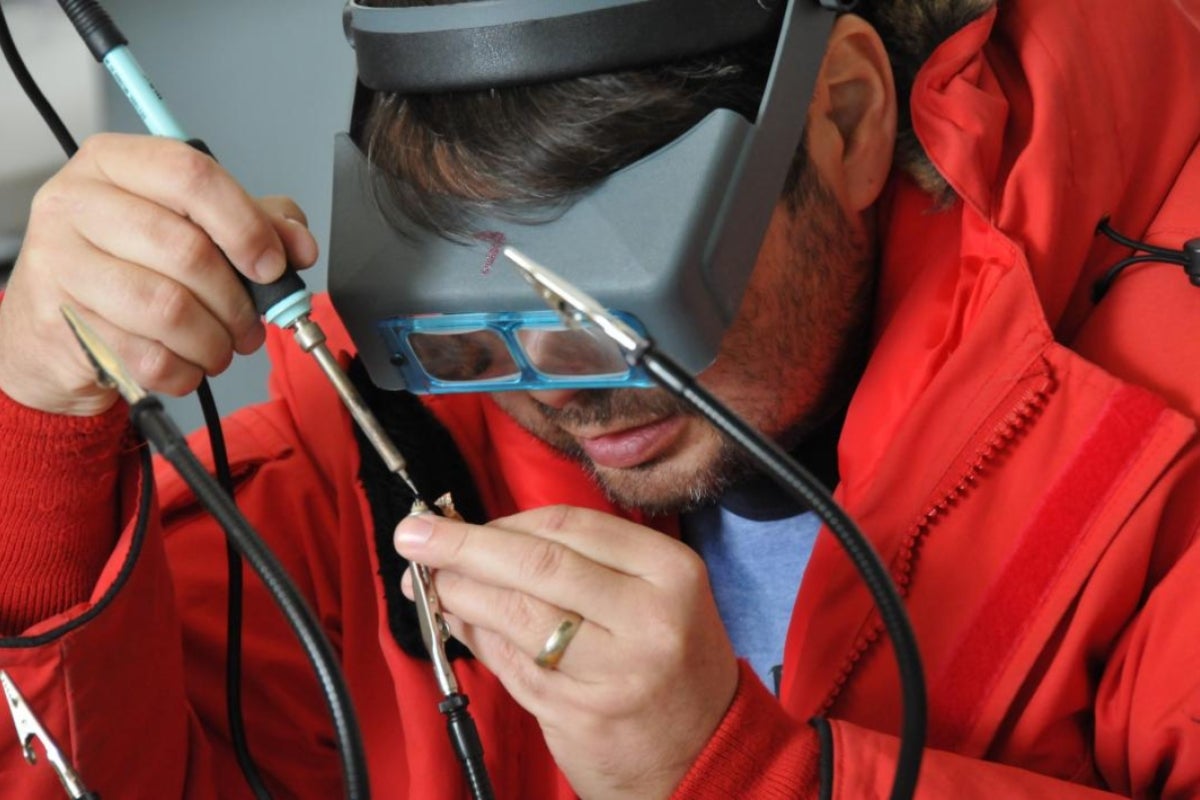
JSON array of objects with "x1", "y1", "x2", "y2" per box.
[
  {"x1": 65, "y1": 304, "x2": 207, "y2": 397},
  {"x1": 445, "y1": 621, "x2": 577, "y2": 721},
  {"x1": 73, "y1": 133, "x2": 288, "y2": 283},
  {"x1": 489, "y1": 505, "x2": 694, "y2": 580},
  {"x1": 257, "y1": 195, "x2": 320, "y2": 269},
  {"x1": 403, "y1": 566, "x2": 610, "y2": 672},
  {"x1": 394, "y1": 514, "x2": 641, "y2": 629},
  {"x1": 59, "y1": 246, "x2": 238, "y2": 379},
  {"x1": 55, "y1": 177, "x2": 264, "y2": 354}
]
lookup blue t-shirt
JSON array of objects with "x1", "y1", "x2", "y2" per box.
[{"x1": 682, "y1": 481, "x2": 819, "y2": 695}]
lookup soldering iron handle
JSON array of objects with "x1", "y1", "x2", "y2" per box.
[{"x1": 183, "y1": 138, "x2": 310, "y2": 319}]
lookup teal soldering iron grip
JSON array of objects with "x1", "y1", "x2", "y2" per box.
[{"x1": 57, "y1": 0, "x2": 314, "y2": 331}]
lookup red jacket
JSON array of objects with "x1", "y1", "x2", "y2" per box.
[{"x1": 4, "y1": 0, "x2": 1200, "y2": 797}]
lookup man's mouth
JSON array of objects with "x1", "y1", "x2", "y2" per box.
[{"x1": 575, "y1": 416, "x2": 687, "y2": 470}]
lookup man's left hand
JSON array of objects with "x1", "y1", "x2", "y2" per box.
[{"x1": 394, "y1": 505, "x2": 739, "y2": 799}]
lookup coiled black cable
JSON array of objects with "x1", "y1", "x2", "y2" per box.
[{"x1": 0, "y1": 4, "x2": 75, "y2": 154}]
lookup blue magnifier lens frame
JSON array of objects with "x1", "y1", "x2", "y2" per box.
[{"x1": 379, "y1": 310, "x2": 655, "y2": 394}]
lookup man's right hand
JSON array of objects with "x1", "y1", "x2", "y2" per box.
[{"x1": 0, "y1": 132, "x2": 319, "y2": 417}]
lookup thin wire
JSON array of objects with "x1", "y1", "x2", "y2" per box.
[
  {"x1": 196, "y1": 381, "x2": 273, "y2": 800},
  {"x1": 0, "y1": 3, "x2": 78, "y2": 155},
  {"x1": 1097, "y1": 219, "x2": 1182, "y2": 260},
  {"x1": 1092, "y1": 254, "x2": 1184, "y2": 302}
]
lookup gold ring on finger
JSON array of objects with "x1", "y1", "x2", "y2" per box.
[{"x1": 534, "y1": 611, "x2": 584, "y2": 670}]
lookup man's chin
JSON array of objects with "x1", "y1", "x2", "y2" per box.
[{"x1": 582, "y1": 439, "x2": 751, "y2": 515}]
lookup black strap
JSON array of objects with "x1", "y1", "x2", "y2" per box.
[{"x1": 346, "y1": 0, "x2": 785, "y2": 93}]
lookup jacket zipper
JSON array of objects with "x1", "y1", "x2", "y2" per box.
[{"x1": 816, "y1": 369, "x2": 1057, "y2": 715}]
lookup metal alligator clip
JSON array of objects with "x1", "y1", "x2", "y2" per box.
[
  {"x1": 501, "y1": 245, "x2": 650, "y2": 361},
  {"x1": 60, "y1": 304, "x2": 147, "y2": 405},
  {"x1": 406, "y1": 498, "x2": 458, "y2": 697},
  {"x1": 1, "y1": 670, "x2": 96, "y2": 799}
]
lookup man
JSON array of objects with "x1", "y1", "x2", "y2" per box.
[{"x1": 2, "y1": 0, "x2": 1199, "y2": 797}]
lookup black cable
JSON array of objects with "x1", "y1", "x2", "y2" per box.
[
  {"x1": 196, "y1": 381, "x2": 273, "y2": 800},
  {"x1": 0, "y1": 2, "x2": 77, "y2": 155},
  {"x1": 641, "y1": 349, "x2": 925, "y2": 800},
  {"x1": 132, "y1": 395, "x2": 370, "y2": 800}
]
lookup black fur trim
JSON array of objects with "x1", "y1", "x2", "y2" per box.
[{"x1": 349, "y1": 358, "x2": 485, "y2": 662}]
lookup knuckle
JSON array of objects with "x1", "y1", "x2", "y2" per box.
[
  {"x1": 162, "y1": 223, "x2": 216, "y2": 273},
  {"x1": 259, "y1": 194, "x2": 306, "y2": 224},
  {"x1": 499, "y1": 590, "x2": 541, "y2": 632},
  {"x1": 172, "y1": 144, "x2": 219, "y2": 195},
  {"x1": 74, "y1": 132, "x2": 115, "y2": 163},
  {"x1": 518, "y1": 538, "x2": 566, "y2": 584},
  {"x1": 28, "y1": 182, "x2": 77, "y2": 222},
  {"x1": 148, "y1": 279, "x2": 194, "y2": 328},
  {"x1": 537, "y1": 504, "x2": 577, "y2": 534},
  {"x1": 671, "y1": 547, "x2": 709, "y2": 588},
  {"x1": 133, "y1": 340, "x2": 176, "y2": 385}
]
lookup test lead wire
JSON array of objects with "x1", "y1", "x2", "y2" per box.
[
  {"x1": 59, "y1": 305, "x2": 370, "y2": 800},
  {"x1": 503, "y1": 246, "x2": 927, "y2": 800}
]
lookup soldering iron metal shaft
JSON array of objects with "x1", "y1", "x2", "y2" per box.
[{"x1": 290, "y1": 317, "x2": 421, "y2": 498}]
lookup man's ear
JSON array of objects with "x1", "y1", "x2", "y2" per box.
[{"x1": 806, "y1": 14, "x2": 897, "y2": 213}]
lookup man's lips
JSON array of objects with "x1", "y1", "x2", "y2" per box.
[{"x1": 575, "y1": 416, "x2": 686, "y2": 469}]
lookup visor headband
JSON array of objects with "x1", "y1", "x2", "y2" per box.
[{"x1": 344, "y1": 0, "x2": 787, "y2": 93}]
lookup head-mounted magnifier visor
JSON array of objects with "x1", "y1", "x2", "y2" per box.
[{"x1": 332, "y1": 0, "x2": 845, "y2": 395}]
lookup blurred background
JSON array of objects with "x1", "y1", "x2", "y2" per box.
[{"x1": 1, "y1": 0, "x2": 356, "y2": 431}]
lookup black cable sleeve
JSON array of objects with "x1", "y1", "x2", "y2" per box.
[
  {"x1": 0, "y1": 1, "x2": 78, "y2": 155},
  {"x1": 129, "y1": 396, "x2": 370, "y2": 800},
  {"x1": 55, "y1": 0, "x2": 125, "y2": 61},
  {"x1": 438, "y1": 693, "x2": 495, "y2": 800},
  {"x1": 196, "y1": 381, "x2": 273, "y2": 800},
  {"x1": 640, "y1": 349, "x2": 925, "y2": 800}
]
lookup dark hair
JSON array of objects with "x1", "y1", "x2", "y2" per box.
[{"x1": 360, "y1": 0, "x2": 995, "y2": 234}]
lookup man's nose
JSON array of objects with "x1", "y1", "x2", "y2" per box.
[{"x1": 527, "y1": 387, "x2": 582, "y2": 409}]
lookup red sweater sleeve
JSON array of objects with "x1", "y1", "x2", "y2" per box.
[
  {"x1": 0, "y1": 390, "x2": 129, "y2": 634},
  {"x1": 671, "y1": 661, "x2": 822, "y2": 799}
]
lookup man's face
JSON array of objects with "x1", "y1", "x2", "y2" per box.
[{"x1": 490, "y1": 164, "x2": 875, "y2": 514}]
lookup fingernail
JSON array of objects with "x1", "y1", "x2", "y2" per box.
[
  {"x1": 394, "y1": 515, "x2": 434, "y2": 551},
  {"x1": 253, "y1": 248, "x2": 286, "y2": 282}
]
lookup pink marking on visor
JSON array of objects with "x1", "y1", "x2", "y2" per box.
[{"x1": 473, "y1": 231, "x2": 507, "y2": 275}]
